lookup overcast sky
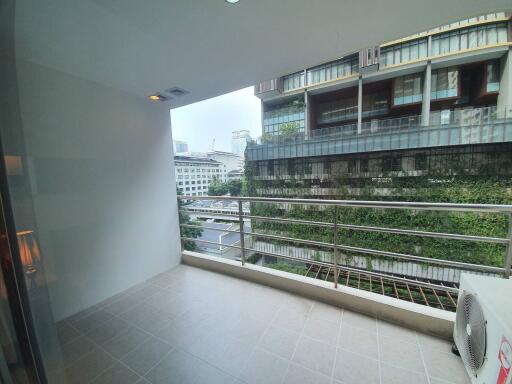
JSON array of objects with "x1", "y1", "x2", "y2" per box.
[{"x1": 170, "y1": 87, "x2": 261, "y2": 153}]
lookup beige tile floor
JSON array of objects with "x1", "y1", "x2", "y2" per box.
[{"x1": 53, "y1": 264, "x2": 470, "y2": 384}]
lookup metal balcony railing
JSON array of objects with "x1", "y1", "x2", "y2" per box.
[
  {"x1": 247, "y1": 106, "x2": 512, "y2": 161},
  {"x1": 179, "y1": 195, "x2": 512, "y2": 311}
]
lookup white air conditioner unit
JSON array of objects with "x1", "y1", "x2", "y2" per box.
[{"x1": 454, "y1": 274, "x2": 512, "y2": 384}]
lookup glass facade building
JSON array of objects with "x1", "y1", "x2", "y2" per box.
[
  {"x1": 431, "y1": 22, "x2": 508, "y2": 56},
  {"x1": 263, "y1": 102, "x2": 305, "y2": 136},
  {"x1": 306, "y1": 55, "x2": 359, "y2": 85},
  {"x1": 380, "y1": 39, "x2": 428, "y2": 67}
]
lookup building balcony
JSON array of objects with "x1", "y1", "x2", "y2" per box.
[
  {"x1": 247, "y1": 106, "x2": 512, "y2": 161},
  {"x1": 54, "y1": 261, "x2": 470, "y2": 384},
  {"x1": 255, "y1": 78, "x2": 284, "y2": 98}
]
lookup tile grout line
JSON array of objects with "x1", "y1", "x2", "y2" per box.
[
  {"x1": 236, "y1": 300, "x2": 281, "y2": 381},
  {"x1": 280, "y1": 302, "x2": 315, "y2": 383},
  {"x1": 63, "y1": 281, "x2": 182, "y2": 383},
  {"x1": 416, "y1": 332, "x2": 433, "y2": 384},
  {"x1": 376, "y1": 318, "x2": 383, "y2": 384},
  {"x1": 330, "y1": 306, "x2": 345, "y2": 383}
]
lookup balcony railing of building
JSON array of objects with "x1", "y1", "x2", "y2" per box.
[
  {"x1": 254, "y1": 78, "x2": 283, "y2": 95},
  {"x1": 179, "y1": 195, "x2": 512, "y2": 312},
  {"x1": 246, "y1": 106, "x2": 512, "y2": 161}
]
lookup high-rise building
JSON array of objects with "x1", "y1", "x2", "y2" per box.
[
  {"x1": 247, "y1": 12, "x2": 512, "y2": 200},
  {"x1": 231, "y1": 130, "x2": 251, "y2": 156},
  {"x1": 173, "y1": 139, "x2": 189, "y2": 153}
]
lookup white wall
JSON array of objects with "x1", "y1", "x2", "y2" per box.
[{"x1": 16, "y1": 60, "x2": 181, "y2": 321}]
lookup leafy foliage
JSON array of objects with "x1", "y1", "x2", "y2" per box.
[
  {"x1": 177, "y1": 189, "x2": 203, "y2": 251},
  {"x1": 207, "y1": 178, "x2": 229, "y2": 196},
  {"x1": 207, "y1": 179, "x2": 244, "y2": 197},
  {"x1": 279, "y1": 121, "x2": 300, "y2": 137},
  {"x1": 249, "y1": 178, "x2": 512, "y2": 268}
]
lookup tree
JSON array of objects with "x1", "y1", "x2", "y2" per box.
[
  {"x1": 280, "y1": 121, "x2": 300, "y2": 137},
  {"x1": 207, "y1": 177, "x2": 229, "y2": 196},
  {"x1": 177, "y1": 189, "x2": 203, "y2": 251},
  {"x1": 227, "y1": 179, "x2": 242, "y2": 196}
]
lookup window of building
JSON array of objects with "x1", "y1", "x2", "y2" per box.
[
  {"x1": 263, "y1": 101, "x2": 305, "y2": 137},
  {"x1": 287, "y1": 159, "x2": 296, "y2": 176},
  {"x1": 486, "y1": 61, "x2": 500, "y2": 93},
  {"x1": 380, "y1": 38, "x2": 428, "y2": 67},
  {"x1": 360, "y1": 159, "x2": 369, "y2": 173},
  {"x1": 415, "y1": 153, "x2": 428, "y2": 170},
  {"x1": 317, "y1": 97, "x2": 358, "y2": 124},
  {"x1": 431, "y1": 22, "x2": 508, "y2": 56},
  {"x1": 361, "y1": 91, "x2": 389, "y2": 118},
  {"x1": 393, "y1": 73, "x2": 423, "y2": 106},
  {"x1": 431, "y1": 67, "x2": 458, "y2": 100},
  {"x1": 347, "y1": 159, "x2": 357, "y2": 174},
  {"x1": 323, "y1": 161, "x2": 331, "y2": 174},
  {"x1": 267, "y1": 161, "x2": 274, "y2": 176},
  {"x1": 383, "y1": 157, "x2": 402, "y2": 172},
  {"x1": 304, "y1": 160, "x2": 312, "y2": 175},
  {"x1": 282, "y1": 71, "x2": 305, "y2": 91},
  {"x1": 306, "y1": 55, "x2": 359, "y2": 85}
]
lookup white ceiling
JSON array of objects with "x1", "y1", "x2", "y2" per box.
[{"x1": 15, "y1": 0, "x2": 510, "y2": 108}]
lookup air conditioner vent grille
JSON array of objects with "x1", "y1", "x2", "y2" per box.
[{"x1": 455, "y1": 292, "x2": 487, "y2": 376}]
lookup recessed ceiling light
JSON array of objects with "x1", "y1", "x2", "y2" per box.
[
  {"x1": 148, "y1": 94, "x2": 168, "y2": 101},
  {"x1": 225, "y1": 0, "x2": 239, "y2": 4}
]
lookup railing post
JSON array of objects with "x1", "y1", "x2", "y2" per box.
[
  {"x1": 504, "y1": 213, "x2": 512, "y2": 278},
  {"x1": 238, "y1": 199, "x2": 246, "y2": 266},
  {"x1": 333, "y1": 206, "x2": 339, "y2": 288}
]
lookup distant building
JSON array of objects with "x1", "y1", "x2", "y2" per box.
[
  {"x1": 247, "y1": 12, "x2": 512, "y2": 200},
  {"x1": 173, "y1": 140, "x2": 189, "y2": 153},
  {"x1": 174, "y1": 155, "x2": 226, "y2": 196},
  {"x1": 227, "y1": 169, "x2": 243, "y2": 181},
  {"x1": 207, "y1": 150, "x2": 243, "y2": 172},
  {"x1": 231, "y1": 130, "x2": 251, "y2": 156}
]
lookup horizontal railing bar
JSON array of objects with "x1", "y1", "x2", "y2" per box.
[
  {"x1": 247, "y1": 216, "x2": 507, "y2": 244},
  {"x1": 247, "y1": 215, "x2": 334, "y2": 227},
  {"x1": 182, "y1": 210, "x2": 243, "y2": 219},
  {"x1": 336, "y1": 244, "x2": 504, "y2": 273},
  {"x1": 244, "y1": 248, "x2": 337, "y2": 269},
  {"x1": 180, "y1": 224, "x2": 241, "y2": 234},
  {"x1": 338, "y1": 223, "x2": 509, "y2": 244},
  {"x1": 244, "y1": 247, "x2": 459, "y2": 293},
  {"x1": 181, "y1": 237, "x2": 242, "y2": 249},
  {"x1": 251, "y1": 232, "x2": 333, "y2": 248},
  {"x1": 178, "y1": 195, "x2": 512, "y2": 213},
  {"x1": 250, "y1": 232, "x2": 503, "y2": 273}
]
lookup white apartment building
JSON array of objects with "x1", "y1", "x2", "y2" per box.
[
  {"x1": 206, "y1": 150, "x2": 244, "y2": 172},
  {"x1": 174, "y1": 155, "x2": 227, "y2": 196}
]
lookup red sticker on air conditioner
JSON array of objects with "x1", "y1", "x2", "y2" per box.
[{"x1": 497, "y1": 336, "x2": 512, "y2": 384}]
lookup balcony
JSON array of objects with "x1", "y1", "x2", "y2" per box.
[
  {"x1": 255, "y1": 78, "x2": 283, "y2": 98},
  {"x1": 49, "y1": 195, "x2": 512, "y2": 383},
  {"x1": 54, "y1": 262, "x2": 470, "y2": 384},
  {"x1": 246, "y1": 106, "x2": 512, "y2": 161}
]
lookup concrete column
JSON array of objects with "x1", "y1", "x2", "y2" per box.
[
  {"x1": 422, "y1": 61, "x2": 432, "y2": 126},
  {"x1": 497, "y1": 47, "x2": 512, "y2": 118},
  {"x1": 357, "y1": 76, "x2": 363, "y2": 133},
  {"x1": 421, "y1": 35, "x2": 432, "y2": 126},
  {"x1": 304, "y1": 90, "x2": 311, "y2": 139}
]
